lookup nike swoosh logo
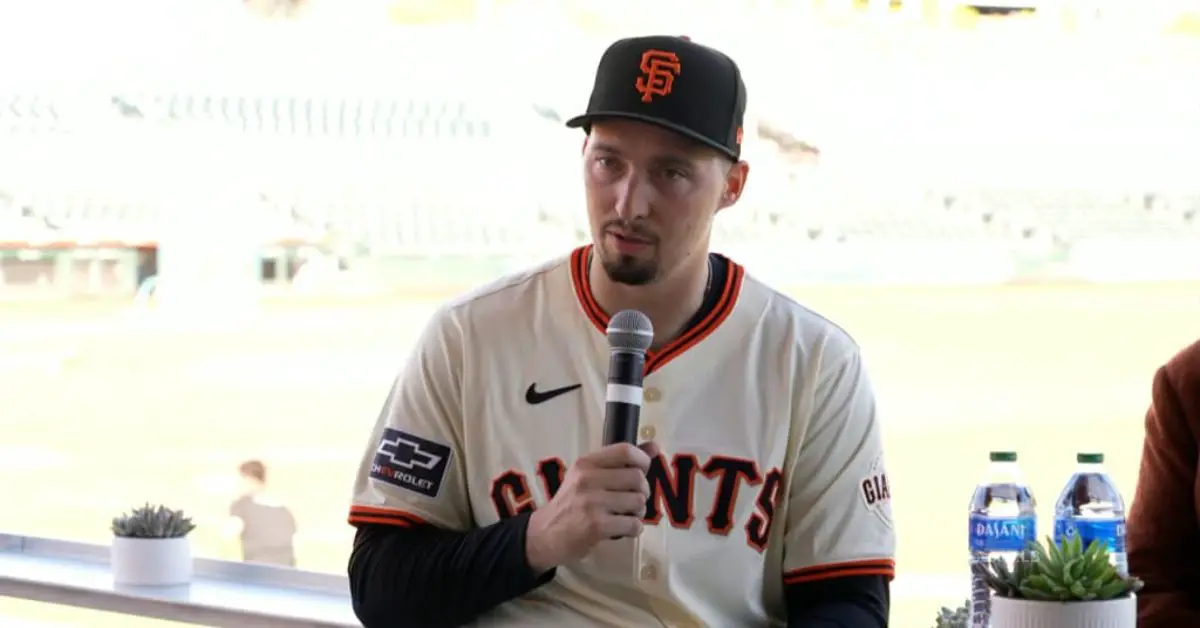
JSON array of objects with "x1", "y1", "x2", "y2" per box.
[{"x1": 525, "y1": 383, "x2": 582, "y2": 405}]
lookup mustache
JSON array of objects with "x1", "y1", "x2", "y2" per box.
[{"x1": 603, "y1": 221, "x2": 657, "y2": 242}]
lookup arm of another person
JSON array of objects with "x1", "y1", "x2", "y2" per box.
[
  {"x1": 782, "y1": 344, "x2": 894, "y2": 628},
  {"x1": 221, "y1": 502, "x2": 246, "y2": 560},
  {"x1": 347, "y1": 307, "x2": 554, "y2": 628},
  {"x1": 1127, "y1": 348, "x2": 1200, "y2": 627},
  {"x1": 225, "y1": 501, "x2": 246, "y2": 539}
]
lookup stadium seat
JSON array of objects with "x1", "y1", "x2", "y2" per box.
[{"x1": 3, "y1": 11, "x2": 1200, "y2": 270}]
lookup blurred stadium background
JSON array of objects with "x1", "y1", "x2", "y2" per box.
[{"x1": 3, "y1": 0, "x2": 1200, "y2": 626}]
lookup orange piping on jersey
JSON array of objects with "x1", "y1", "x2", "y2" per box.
[
  {"x1": 645, "y1": 261, "x2": 743, "y2": 373},
  {"x1": 347, "y1": 505, "x2": 427, "y2": 528},
  {"x1": 568, "y1": 244, "x2": 745, "y2": 375},
  {"x1": 570, "y1": 245, "x2": 609, "y2": 326},
  {"x1": 782, "y1": 558, "x2": 896, "y2": 585}
]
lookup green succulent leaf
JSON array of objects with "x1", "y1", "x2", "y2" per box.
[
  {"x1": 1082, "y1": 539, "x2": 1103, "y2": 566},
  {"x1": 930, "y1": 600, "x2": 970, "y2": 628},
  {"x1": 1013, "y1": 553, "x2": 1033, "y2": 581},
  {"x1": 1067, "y1": 557, "x2": 1086, "y2": 582},
  {"x1": 1044, "y1": 556, "x2": 1066, "y2": 582},
  {"x1": 1019, "y1": 584, "x2": 1056, "y2": 601},
  {"x1": 110, "y1": 502, "x2": 196, "y2": 538},
  {"x1": 1047, "y1": 535, "x2": 1064, "y2": 564},
  {"x1": 1068, "y1": 533, "x2": 1084, "y2": 559},
  {"x1": 1024, "y1": 574, "x2": 1052, "y2": 589},
  {"x1": 991, "y1": 556, "x2": 1012, "y2": 581},
  {"x1": 1096, "y1": 579, "x2": 1129, "y2": 599}
]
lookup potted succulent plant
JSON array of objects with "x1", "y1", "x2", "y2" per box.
[
  {"x1": 971, "y1": 535, "x2": 1142, "y2": 628},
  {"x1": 110, "y1": 502, "x2": 197, "y2": 586},
  {"x1": 932, "y1": 600, "x2": 969, "y2": 628}
]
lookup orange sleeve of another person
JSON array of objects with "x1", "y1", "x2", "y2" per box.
[{"x1": 1127, "y1": 339, "x2": 1200, "y2": 627}]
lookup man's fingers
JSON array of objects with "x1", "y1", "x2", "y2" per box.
[
  {"x1": 591, "y1": 442, "x2": 652, "y2": 470},
  {"x1": 638, "y1": 440, "x2": 662, "y2": 459},
  {"x1": 605, "y1": 490, "x2": 648, "y2": 519},
  {"x1": 602, "y1": 514, "x2": 644, "y2": 540},
  {"x1": 595, "y1": 467, "x2": 651, "y2": 494}
]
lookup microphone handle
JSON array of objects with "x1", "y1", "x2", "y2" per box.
[
  {"x1": 601, "y1": 349, "x2": 646, "y2": 540},
  {"x1": 601, "y1": 350, "x2": 645, "y2": 446},
  {"x1": 602, "y1": 401, "x2": 640, "y2": 445}
]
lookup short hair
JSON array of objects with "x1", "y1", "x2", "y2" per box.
[{"x1": 239, "y1": 460, "x2": 267, "y2": 483}]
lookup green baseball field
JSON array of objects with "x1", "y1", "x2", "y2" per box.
[{"x1": 2, "y1": 281, "x2": 1196, "y2": 627}]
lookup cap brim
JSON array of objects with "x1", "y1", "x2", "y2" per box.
[{"x1": 565, "y1": 112, "x2": 737, "y2": 160}]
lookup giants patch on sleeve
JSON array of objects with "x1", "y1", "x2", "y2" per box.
[
  {"x1": 859, "y1": 454, "x2": 893, "y2": 528},
  {"x1": 369, "y1": 428, "x2": 452, "y2": 499}
]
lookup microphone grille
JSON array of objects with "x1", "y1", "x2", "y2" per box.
[{"x1": 606, "y1": 310, "x2": 654, "y2": 353}]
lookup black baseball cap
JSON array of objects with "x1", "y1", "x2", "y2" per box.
[{"x1": 566, "y1": 35, "x2": 748, "y2": 161}]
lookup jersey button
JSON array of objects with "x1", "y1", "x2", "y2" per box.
[
  {"x1": 639, "y1": 564, "x2": 658, "y2": 581},
  {"x1": 638, "y1": 425, "x2": 656, "y2": 440},
  {"x1": 644, "y1": 387, "x2": 662, "y2": 403}
]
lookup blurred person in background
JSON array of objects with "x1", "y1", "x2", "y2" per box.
[
  {"x1": 227, "y1": 459, "x2": 298, "y2": 567},
  {"x1": 1127, "y1": 339, "x2": 1200, "y2": 626}
]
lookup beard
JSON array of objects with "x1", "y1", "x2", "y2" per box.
[{"x1": 599, "y1": 252, "x2": 659, "y2": 286}]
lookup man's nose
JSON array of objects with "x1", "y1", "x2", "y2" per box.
[{"x1": 613, "y1": 174, "x2": 650, "y2": 222}]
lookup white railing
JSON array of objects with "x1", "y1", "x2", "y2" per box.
[
  {"x1": 0, "y1": 531, "x2": 974, "y2": 626},
  {"x1": 0, "y1": 533, "x2": 356, "y2": 627}
]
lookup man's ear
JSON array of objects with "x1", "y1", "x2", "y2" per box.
[
  {"x1": 581, "y1": 135, "x2": 589, "y2": 155},
  {"x1": 718, "y1": 160, "x2": 750, "y2": 210}
]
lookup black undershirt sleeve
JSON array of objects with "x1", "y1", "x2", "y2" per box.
[
  {"x1": 348, "y1": 512, "x2": 555, "y2": 628},
  {"x1": 786, "y1": 575, "x2": 890, "y2": 628}
]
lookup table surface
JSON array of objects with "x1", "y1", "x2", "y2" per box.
[{"x1": 0, "y1": 533, "x2": 357, "y2": 628}]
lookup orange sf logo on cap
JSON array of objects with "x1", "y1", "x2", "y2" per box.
[{"x1": 635, "y1": 50, "x2": 681, "y2": 104}]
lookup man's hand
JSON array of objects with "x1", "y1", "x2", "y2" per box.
[{"x1": 524, "y1": 441, "x2": 660, "y2": 574}]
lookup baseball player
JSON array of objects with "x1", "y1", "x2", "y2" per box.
[{"x1": 347, "y1": 35, "x2": 894, "y2": 627}]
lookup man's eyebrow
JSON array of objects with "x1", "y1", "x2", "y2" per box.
[
  {"x1": 654, "y1": 154, "x2": 695, "y2": 169},
  {"x1": 589, "y1": 141, "x2": 620, "y2": 155},
  {"x1": 588, "y1": 140, "x2": 701, "y2": 167}
]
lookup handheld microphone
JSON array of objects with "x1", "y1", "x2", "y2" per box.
[{"x1": 602, "y1": 310, "x2": 654, "y2": 446}]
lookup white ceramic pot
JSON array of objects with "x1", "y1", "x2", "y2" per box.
[
  {"x1": 111, "y1": 536, "x2": 193, "y2": 586},
  {"x1": 990, "y1": 594, "x2": 1136, "y2": 628}
]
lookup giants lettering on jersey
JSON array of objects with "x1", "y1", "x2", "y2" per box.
[
  {"x1": 489, "y1": 453, "x2": 783, "y2": 552},
  {"x1": 858, "y1": 453, "x2": 893, "y2": 528}
]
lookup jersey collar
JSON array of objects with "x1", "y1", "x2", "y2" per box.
[{"x1": 569, "y1": 244, "x2": 744, "y2": 375}]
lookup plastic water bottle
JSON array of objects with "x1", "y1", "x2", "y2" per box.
[
  {"x1": 968, "y1": 451, "x2": 1037, "y2": 628},
  {"x1": 1053, "y1": 452, "x2": 1128, "y2": 577}
]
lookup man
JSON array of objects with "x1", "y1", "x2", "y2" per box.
[
  {"x1": 227, "y1": 460, "x2": 297, "y2": 567},
  {"x1": 347, "y1": 35, "x2": 894, "y2": 627},
  {"x1": 1127, "y1": 339, "x2": 1200, "y2": 626}
]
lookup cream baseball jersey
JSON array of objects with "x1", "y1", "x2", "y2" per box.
[{"x1": 348, "y1": 245, "x2": 895, "y2": 627}]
